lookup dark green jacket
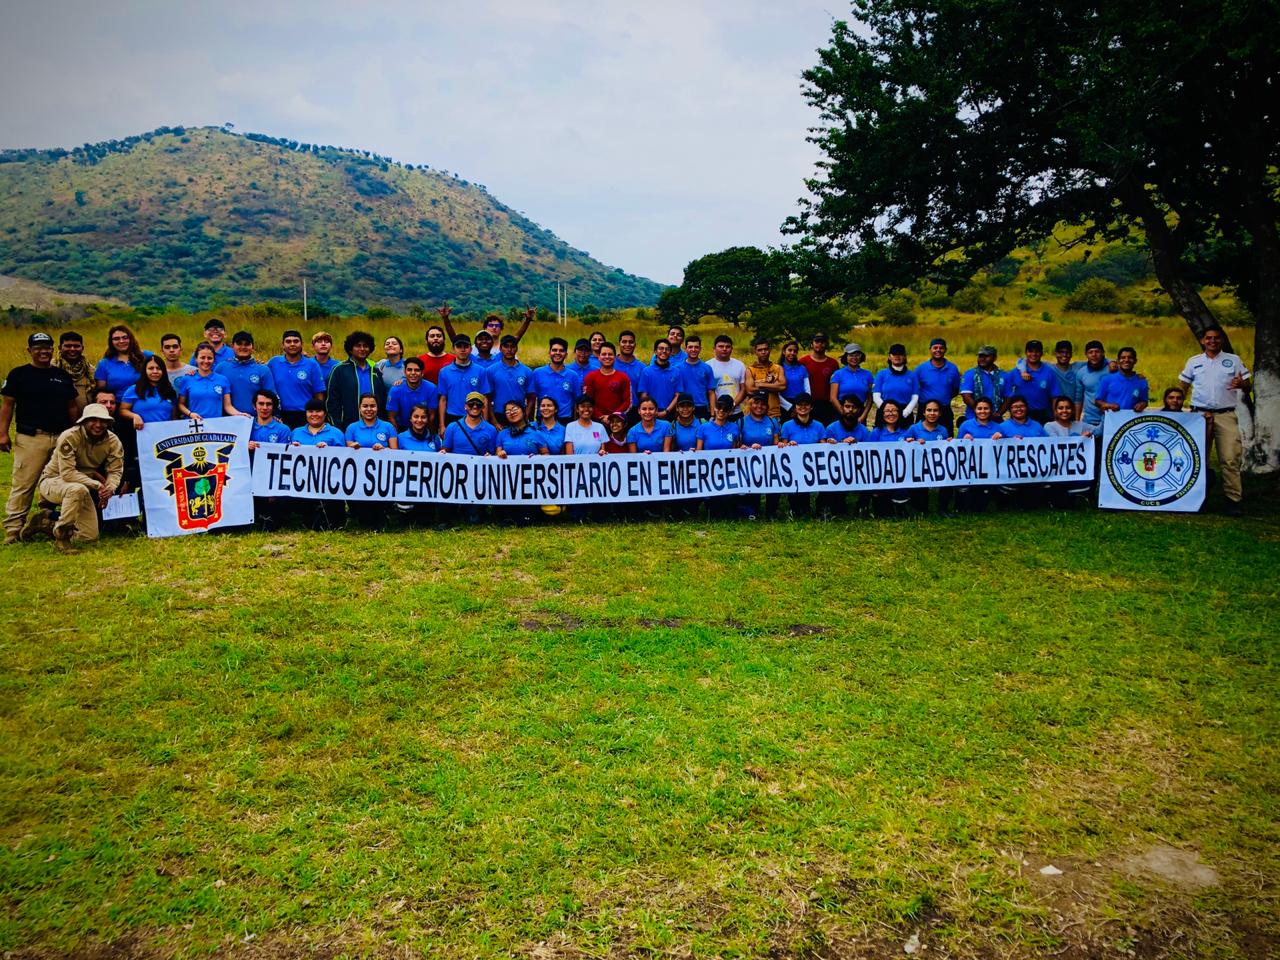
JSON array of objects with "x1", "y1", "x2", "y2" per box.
[{"x1": 326, "y1": 359, "x2": 388, "y2": 429}]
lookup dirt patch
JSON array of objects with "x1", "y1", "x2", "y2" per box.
[
  {"x1": 637, "y1": 617, "x2": 684, "y2": 628},
  {"x1": 787, "y1": 623, "x2": 829, "y2": 636},
  {"x1": 1121, "y1": 844, "x2": 1219, "y2": 889}
]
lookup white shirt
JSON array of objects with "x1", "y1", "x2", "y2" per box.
[
  {"x1": 707, "y1": 357, "x2": 747, "y2": 408},
  {"x1": 1178, "y1": 351, "x2": 1250, "y2": 410},
  {"x1": 564, "y1": 419, "x2": 606, "y2": 455}
]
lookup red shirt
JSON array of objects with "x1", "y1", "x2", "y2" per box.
[
  {"x1": 800, "y1": 355, "x2": 839, "y2": 402},
  {"x1": 583, "y1": 368, "x2": 632, "y2": 418},
  {"x1": 603, "y1": 436, "x2": 630, "y2": 454},
  {"x1": 418, "y1": 352, "x2": 454, "y2": 385}
]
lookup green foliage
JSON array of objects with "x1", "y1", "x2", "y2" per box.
[
  {"x1": 656, "y1": 287, "x2": 692, "y2": 326},
  {"x1": 578, "y1": 303, "x2": 601, "y2": 319},
  {"x1": 985, "y1": 255, "x2": 1023, "y2": 287},
  {"x1": 365, "y1": 306, "x2": 396, "y2": 320},
  {"x1": 1064, "y1": 278, "x2": 1122, "y2": 313},
  {"x1": 876, "y1": 292, "x2": 917, "y2": 326},
  {"x1": 1046, "y1": 246, "x2": 1153, "y2": 292},
  {"x1": 0, "y1": 127, "x2": 663, "y2": 314},
  {"x1": 951, "y1": 286, "x2": 989, "y2": 314},
  {"x1": 916, "y1": 282, "x2": 952, "y2": 309},
  {"x1": 678, "y1": 246, "x2": 789, "y2": 326},
  {"x1": 745, "y1": 298, "x2": 850, "y2": 345}
]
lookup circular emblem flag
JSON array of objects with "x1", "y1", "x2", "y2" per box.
[{"x1": 1105, "y1": 414, "x2": 1201, "y2": 507}]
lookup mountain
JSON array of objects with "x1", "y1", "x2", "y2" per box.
[{"x1": 0, "y1": 126, "x2": 663, "y2": 313}]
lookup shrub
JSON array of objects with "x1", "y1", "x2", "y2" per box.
[
  {"x1": 951, "y1": 286, "x2": 989, "y2": 313},
  {"x1": 1046, "y1": 246, "x2": 1152, "y2": 291},
  {"x1": 365, "y1": 306, "x2": 396, "y2": 320},
  {"x1": 1064, "y1": 277, "x2": 1121, "y2": 312},
  {"x1": 878, "y1": 293, "x2": 917, "y2": 326},
  {"x1": 985, "y1": 255, "x2": 1023, "y2": 286}
]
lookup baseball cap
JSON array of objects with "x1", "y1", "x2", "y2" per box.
[
  {"x1": 27, "y1": 332, "x2": 54, "y2": 347},
  {"x1": 453, "y1": 334, "x2": 471, "y2": 347},
  {"x1": 889, "y1": 343, "x2": 906, "y2": 355},
  {"x1": 474, "y1": 329, "x2": 493, "y2": 342},
  {"x1": 714, "y1": 395, "x2": 735, "y2": 411},
  {"x1": 843, "y1": 343, "x2": 863, "y2": 355},
  {"x1": 499, "y1": 335, "x2": 518, "y2": 347},
  {"x1": 574, "y1": 338, "x2": 591, "y2": 351},
  {"x1": 1025, "y1": 339, "x2": 1044, "y2": 351},
  {"x1": 464, "y1": 392, "x2": 486, "y2": 405},
  {"x1": 204, "y1": 318, "x2": 226, "y2": 330},
  {"x1": 1054, "y1": 339, "x2": 1072, "y2": 351},
  {"x1": 748, "y1": 390, "x2": 768, "y2": 402},
  {"x1": 930, "y1": 337, "x2": 947, "y2": 348},
  {"x1": 793, "y1": 392, "x2": 813, "y2": 405},
  {"x1": 978, "y1": 345, "x2": 997, "y2": 356},
  {"x1": 232, "y1": 330, "x2": 255, "y2": 345},
  {"x1": 811, "y1": 332, "x2": 828, "y2": 342},
  {"x1": 675, "y1": 393, "x2": 695, "y2": 405}
]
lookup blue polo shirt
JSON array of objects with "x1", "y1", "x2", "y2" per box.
[
  {"x1": 315, "y1": 356, "x2": 341, "y2": 383},
  {"x1": 437, "y1": 362, "x2": 493, "y2": 417},
  {"x1": 740, "y1": 415, "x2": 779, "y2": 447},
  {"x1": 615, "y1": 356, "x2": 646, "y2": 387},
  {"x1": 830, "y1": 367, "x2": 874, "y2": 404},
  {"x1": 637, "y1": 362, "x2": 682, "y2": 410},
  {"x1": 781, "y1": 362, "x2": 810, "y2": 401},
  {"x1": 569, "y1": 358, "x2": 601, "y2": 379},
  {"x1": 345, "y1": 419, "x2": 396, "y2": 447},
  {"x1": 497, "y1": 425, "x2": 548, "y2": 456},
  {"x1": 291, "y1": 424, "x2": 345, "y2": 446},
  {"x1": 443, "y1": 418, "x2": 498, "y2": 455},
  {"x1": 960, "y1": 366, "x2": 1003, "y2": 405},
  {"x1": 215, "y1": 357, "x2": 276, "y2": 412},
  {"x1": 914, "y1": 360, "x2": 961, "y2": 405},
  {"x1": 824, "y1": 421, "x2": 874, "y2": 443},
  {"x1": 375, "y1": 358, "x2": 405, "y2": 389},
  {"x1": 670, "y1": 419, "x2": 702, "y2": 452},
  {"x1": 676, "y1": 359, "x2": 716, "y2": 403},
  {"x1": 532, "y1": 365, "x2": 582, "y2": 419},
  {"x1": 387, "y1": 380, "x2": 440, "y2": 427},
  {"x1": 1002, "y1": 364, "x2": 1057, "y2": 412},
  {"x1": 1077, "y1": 363, "x2": 1112, "y2": 426},
  {"x1": 180, "y1": 372, "x2": 232, "y2": 418},
  {"x1": 958, "y1": 419, "x2": 1003, "y2": 439},
  {"x1": 1001, "y1": 418, "x2": 1046, "y2": 438},
  {"x1": 94, "y1": 355, "x2": 149, "y2": 395},
  {"x1": 781, "y1": 418, "x2": 826, "y2": 445},
  {"x1": 120, "y1": 386, "x2": 175, "y2": 423},
  {"x1": 268, "y1": 355, "x2": 327, "y2": 411},
  {"x1": 398, "y1": 430, "x2": 441, "y2": 452},
  {"x1": 697, "y1": 419, "x2": 740, "y2": 450},
  {"x1": 904, "y1": 421, "x2": 950, "y2": 441},
  {"x1": 1096, "y1": 371, "x2": 1149, "y2": 411},
  {"x1": 874, "y1": 368, "x2": 919, "y2": 406},
  {"x1": 871, "y1": 426, "x2": 909, "y2": 443},
  {"x1": 490, "y1": 360, "x2": 536, "y2": 411},
  {"x1": 626, "y1": 420, "x2": 671, "y2": 452},
  {"x1": 250, "y1": 419, "x2": 292, "y2": 445},
  {"x1": 535, "y1": 420, "x2": 567, "y2": 454}
]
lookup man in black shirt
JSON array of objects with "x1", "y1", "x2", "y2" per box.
[{"x1": 1, "y1": 332, "x2": 80, "y2": 543}]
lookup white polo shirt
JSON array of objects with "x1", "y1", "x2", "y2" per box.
[{"x1": 1178, "y1": 351, "x2": 1251, "y2": 410}]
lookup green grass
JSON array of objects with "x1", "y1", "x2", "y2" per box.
[{"x1": 2, "y1": 496, "x2": 1277, "y2": 958}]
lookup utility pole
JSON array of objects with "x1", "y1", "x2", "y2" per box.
[{"x1": 300, "y1": 271, "x2": 316, "y2": 325}]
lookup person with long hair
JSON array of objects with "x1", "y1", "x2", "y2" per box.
[
  {"x1": 94, "y1": 325, "x2": 148, "y2": 395},
  {"x1": 779, "y1": 340, "x2": 811, "y2": 419},
  {"x1": 872, "y1": 344, "x2": 919, "y2": 427},
  {"x1": 344, "y1": 394, "x2": 399, "y2": 451},
  {"x1": 904, "y1": 399, "x2": 954, "y2": 513},
  {"x1": 376, "y1": 336, "x2": 406, "y2": 389},
  {"x1": 177, "y1": 342, "x2": 240, "y2": 420},
  {"x1": 870, "y1": 399, "x2": 911, "y2": 518},
  {"x1": 779, "y1": 392, "x2": 826, "y2": 518},
  {"x1": 626, "y1": 398, "x2": 672, "y2": 453},
  {"x1": 398, "y1": 403, "x2": 441, "y2": 452},
  {"x1": 534, "y1": 396, "x2": 567, "y2": 454},
  {"x1": 740, "y1": 390, "x2": 781, "y2": 519},
  {"x1": 496, "y1": 401, "x2": 548, "y2": 457},
  {"x1": 120, "y1": 355, "x2": 177, "y2": 429},
  {"x1": 563, "y1": 395, "x2": 607, "y2": 456},
  {"x1": 957, "y1": 397, "x2": 1001, "y2": 512},
  {"x1": 697, "y1": 395, "x2": 742, "y2": 519}
]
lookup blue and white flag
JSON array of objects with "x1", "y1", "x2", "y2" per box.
[
  {"x1": 1099, "y1": 411, "x2": 1206, "y2": 512},
  {"x1": 139, "y1": 417, "x2": 254, "y2": 537}
]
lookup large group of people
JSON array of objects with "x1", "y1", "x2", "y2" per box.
[{"x1": 0, "y1": 308, "x2": 1253, "y2": 546}]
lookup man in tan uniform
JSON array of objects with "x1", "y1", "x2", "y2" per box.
[{"x1": 37, "y1": 403, "x2": 123, "y2": 551}]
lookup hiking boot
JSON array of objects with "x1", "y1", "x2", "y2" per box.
[
  {"x1": 20, "y1": 509, "x2": 54, "y2": 542},
  {"x1": 1223, "y1": 501, "x2": 1243, "y2": 517},
  {"x1": 52, "y1": 526, "x2": 80, "y2": 554}
]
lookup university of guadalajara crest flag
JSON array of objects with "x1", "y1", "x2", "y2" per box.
[{"x1": 138, "y1": 417, "x2": 254, "y2": 537}]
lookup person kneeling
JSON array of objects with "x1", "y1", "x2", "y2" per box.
[{"x1": 36, "y1": 404, "x2": 124, "y2": 552}]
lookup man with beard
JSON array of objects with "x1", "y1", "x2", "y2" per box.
[{"x1": 55, "y1": 331, "x2": 94, "y2": 408}]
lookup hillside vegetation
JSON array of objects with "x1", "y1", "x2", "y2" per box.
[{"x1": 0, "y1": 126, "x2": 662, "y2": 314}]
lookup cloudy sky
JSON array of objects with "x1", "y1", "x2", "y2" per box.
[{"x1": 1, "y1": 0, "x2": 844, "y2": 285}]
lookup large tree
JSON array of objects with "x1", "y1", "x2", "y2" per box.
[
  {"x1": 680, "y1": 246, "x2": 790, "y2": 327},
  {"x1": 786, "y1": 0, "x2": 1280, "y2": 470}
]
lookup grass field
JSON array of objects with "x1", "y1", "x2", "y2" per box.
[{"x1": 2, "y1": 489, "x2": 1278, "y2": 957}]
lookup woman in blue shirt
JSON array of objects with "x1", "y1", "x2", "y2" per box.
[
  {"x1": 779, "y1": 392, "x2": 825, "y2": 518},
  {"x1": 375, "y1": 336, "x2": 407, "y2": 389},
  {"x1": 697, "y1": 396, "x2": 741, "y2": 519},
  {"x1": 120, "y1": 356, "x2": 176, "y2": 428},
  {"x1": 94, "y1": 324, "x2": 149, "y2": 395},
  {"x1": 534, "y1": 396, "x2": 567, "y2": 454},
  {"x1": 999, "y1": 397, "x2": 1048, "y2": 510},
  {"x1": 178, "y1": 343, "x2": 240, "y2": 420},
  {"x1": 871, "y1": 399, "x2": 910, "y2": 518},
  {"x1": 904, "y1": 400, "x2": 954, "y2": 514},
  {"x1": 289, "y1": 399, "x2": 347, "y2": 531},
  {"x1": 779, "y1": 341, "x2": 811, "y2": 418},
  {"x1": 740, "y1": 391, "x2": 781, "y2": 519},
  {"x1": 670, "y1": 395, "x2": 702, "y2": 452},
  {"x1": 497, "y1": 401, "x2": 549, "y2": 457},
  {"x1": 626, "y1": 399, "x2": 672, "y2": 453},
  {"x1": 399, "y1": 404, "x2": 441, "y2": 452},
  {"x1": 957, "y1": 398, "x2": 1000, "y2": 512},
  {"x1": 344, "y1": 394, "x2": 398, "y2": 450},
  {"x1": 829, "y1": 346, "x2": 874, "y2": 414}
]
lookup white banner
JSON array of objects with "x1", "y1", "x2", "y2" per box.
[
  {"x1": 1098, "y1": 411, "x2": 1206, "y2": 512},
  {"x1": 139, "y1": 417, "x2": 255, "y2": 537},
  {"x1": 252, "y1": 437, "x2": 1094, "y2": 505}
]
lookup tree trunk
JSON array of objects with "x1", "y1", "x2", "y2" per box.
[{"x1": 1238, "y1": 184, "x2": 1280, "y2": 473}]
